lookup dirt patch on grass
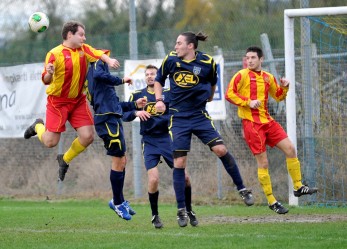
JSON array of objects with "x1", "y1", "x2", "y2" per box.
[{"x1": 203, "y1": 214, "x2": 347, "y2": 223}]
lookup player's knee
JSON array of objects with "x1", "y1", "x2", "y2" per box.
[
  {"x1": 211, "y1": 144, "x2": 228, "y2": 157},
  {"x1": 86, "y1": 134, "x2": 95, "y2": 145},
  {"x1": 208, "y1": 139, "x2": 225, "y2": 154},
  {"x1": 81, "y1": 133, "x2": 94, "y2": 145},
  {"x1": 148, "y1": 175, "x2": 159, "y2": 186},
  {"x1": 286, "y1": 144, "x2": 297, "y2": 157},
  {"x1": 44, "y1": 141, "x2": 57, "y2": 148},
  {"x1": 43, "y1": 138, "x2": 59, "y2": 148}
]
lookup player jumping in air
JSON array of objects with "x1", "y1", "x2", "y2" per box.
[
  {"x1": 154, "y1": 31, "x2": 254, "y2": 227},
  {"x1": 24, "y1": 21, "x2": 120, "y2": 182},
  {"x1": 85, "y1": 51, "x2": 146, "y2": 221}
]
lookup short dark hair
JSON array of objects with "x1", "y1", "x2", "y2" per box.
[
  {"x1": 180, "y1": 31, "x2": 208, "y2": 49},
  {"x1": 145, "y1": 64, "x2": 158, "y2": 71},
  {"x1": 62, "y1": 21, "x2": 85, "y2": 40},
  {"x1": 246, "y1": 46, "x2": 264, "y2": 58}
]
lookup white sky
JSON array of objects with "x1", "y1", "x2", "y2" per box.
[{"x1": 0, "y1": 0, "x2": 175, "y2": 26}]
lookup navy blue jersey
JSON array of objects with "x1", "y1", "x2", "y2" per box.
[
  {"x1": 122, "y1": 87, "x2": 170, "y2": 136},
  {"x1": 155, "y1": 51, "x2": 217, "y2": 115},
  {"x1": 86, "y1": 60, "x2": 136, "y2": 125}
]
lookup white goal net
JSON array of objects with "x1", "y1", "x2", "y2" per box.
[{"x1": 284, "y1": 6, "x2": 347, "y2": 206}]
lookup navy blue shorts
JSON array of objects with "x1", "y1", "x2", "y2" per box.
[
  {"x1": 170, "y1": 110, "x2": 221, "y2": 152},
  {"x1": 142, "y1": 133, "x2": 173, "y2": 170},
  {"x1": 95, "y1": 117, "x2": 126, "y2": 157}
]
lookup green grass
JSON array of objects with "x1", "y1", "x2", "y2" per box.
[{"x1": 0, "y1": 198, "x2": 346, "y2": 249}]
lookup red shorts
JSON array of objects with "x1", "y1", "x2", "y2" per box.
[
  {"x1": 45, "y1": 95, "x2": 94, "y2": 132},
  {"x1": 242, "y1": 119, "x2": 287, "y2": 155}
]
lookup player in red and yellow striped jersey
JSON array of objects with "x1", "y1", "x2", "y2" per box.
[
  {"x1": 226, "y1": 46, "x2": 318, "y2": 214},
  {"x1": 24, "y1": 21, "x2": 120, "y2": 182}
]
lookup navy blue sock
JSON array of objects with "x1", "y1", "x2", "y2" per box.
[
  {"x1": 149, "y1": 191, "x2": 159, "y2": 216},
  {"x1": 173, "y1": 168, "x2": 186, "y2": 209},
  {"x1": 219, "y1": 152, "x2": 245, "y2": 190},
  {"x1": 110, "y1": 170, "x2": 124, "y2": 205},
  {"x1": 120, "y1": 170, "x2": 125, "y2": 202},
  {"x1": 185, "y1": 185, "x2": 192, "y2": 212}
]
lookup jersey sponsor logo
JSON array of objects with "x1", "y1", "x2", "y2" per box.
[
  {"x1": 144, "y1": 102, "x2": 164, "y2": 116},
  {"x1": 173, "y1": 71, "x2": 199, "y2": 88}
]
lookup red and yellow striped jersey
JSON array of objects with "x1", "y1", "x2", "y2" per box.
[
  {"x1": 225, "y1": 68, "x2": 288, "y2": 124},
  {"x1": 42, "y1": 44, "x2": 105, "y2": 99}
]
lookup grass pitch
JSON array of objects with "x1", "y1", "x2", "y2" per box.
[{"x1": 0, "y1": 198, "x2": 346, "y2": 249}]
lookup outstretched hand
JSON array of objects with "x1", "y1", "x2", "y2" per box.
[
  {"x1": 280, "y1": 77, "x2": 290, "y2": 87},
  {"x1": 136, "y1": 97, "x2": 147, "y2": 109},
  {"x1": 123, "y1": 76, "x2": 133, "y2": 85},
  {"x1": 107, "y1": 58, "x2": 120, "y2": 69}
]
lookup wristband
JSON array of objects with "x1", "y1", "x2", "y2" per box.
[{"x1": 156, "y1": 98, "x2": 163, "y2": 102}]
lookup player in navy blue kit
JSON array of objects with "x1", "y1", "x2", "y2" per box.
[
  {"x1": 86, "y1": 51, "x2": 146, "y2": 221},
  {"x1": 123, "y1": 65, "x2": 198, "y2": 228},
  {"x1": 154, "y1": 32, "x2": 254, "y2": 227}
]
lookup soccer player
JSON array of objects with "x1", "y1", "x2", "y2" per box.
[
  {"x1": 24, "y1": 21, "x2": 120, "y2": 182},
  {"x1": 85, "y1": 52, "x2": 146, "y2": 221},
  {"x1": 225, "y1": 46, "x2": 318, "y2": 214},
  {"x1": 123, "y1": 65, "x2": 198, "y2": 228},
  {"x1": 154, "y1": 31, "x2": 254, "y2": 227}
]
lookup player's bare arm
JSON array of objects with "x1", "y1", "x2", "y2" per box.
[
  {"x1": 154, "y1": 81, "x2": 166, "y2": 113},
  {"x1": 101, "y1": 54, "x2": 120, "y2": 69},
  {"x1": 43, "y1": 63, "x2": 54, "y2": 84}
]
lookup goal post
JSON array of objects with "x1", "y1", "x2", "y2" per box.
[{"x1": 284, "y1": 6, "x2": 347, "y2": 206}]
